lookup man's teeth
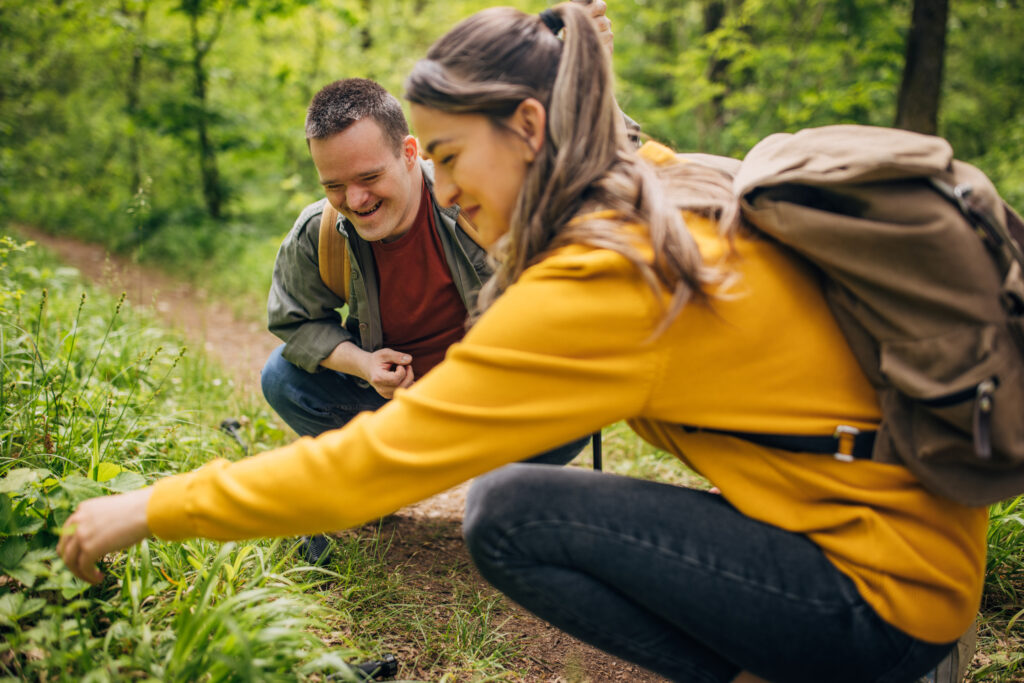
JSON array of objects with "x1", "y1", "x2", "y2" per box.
[{"x1": 354, "y1": 201, "x2": 382, "y2": 216}]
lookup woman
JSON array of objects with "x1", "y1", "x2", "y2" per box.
[{"x1": 60, "y1": 4, "x2": 984, "y2": 681}]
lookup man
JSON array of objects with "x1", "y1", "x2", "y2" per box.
[
  {"x1": 261, "y1": 78, "x2": 491, "y2": 432},
  {"x1": 263, "y1": 1, "x2": 614, "y2": 435},
  {"x1": 261, "y1": 4, "x2": 615, "y2": 562}
]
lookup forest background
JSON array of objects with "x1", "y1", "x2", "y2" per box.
[
  {"x1": 2, "y1": 0, "x2": 1023, "y2": 301},
  {"x1": 2, "y1": 0, "x2": 1024, "y2": 680}
]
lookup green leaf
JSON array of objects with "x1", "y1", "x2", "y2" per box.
[
  {"x1": 105, "y1": 471, "x2": 146, "y2": 493},
  {"x1": 0, "y1": 468, "x2": 42, "y2": 494},
  {"x1": 0, "y1": 593, "x2": 46, "y2": 625},
  {"x1": 59, "y1": 476, "x2": 104, "y2": 505},
  {"x1": 0, "y1": 495, "x2": 11, "y2": 533},
  {"x1": 5, "y1": 564, "x2": 38, "y2": 588},
  {"x1": 0, "y1": 536, "x2": 28, "y2": 570},
  {"x1": 8, "y1": 513, "x2": 44, "y2": 536},
  {"x1": 90, "y1": 462, "x2": 124, "y2": 483}
]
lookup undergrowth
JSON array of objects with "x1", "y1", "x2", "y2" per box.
[
  {"x1": 2, "y1": 233, "x2": 1022, "y2": 681},
  {"x1": 1, "y1": 235, "x2": 523, "y2": 681}
]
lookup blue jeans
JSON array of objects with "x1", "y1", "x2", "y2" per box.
[
  {"x1": 260, "y1": 345, "x2": 586, "y2": 464},
  {"x1": 464, "y1": 465, "x2": 956, "y2": 683}
]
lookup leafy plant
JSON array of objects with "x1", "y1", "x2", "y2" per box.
[{"x1": 0, "y1": 239, "x2": 371, "y2": 680}]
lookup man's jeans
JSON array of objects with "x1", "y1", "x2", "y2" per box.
[
  {"x1": 464, "y1": 464, "x2": 956, "y2": 683},
  {"x1": 260, "y1": 345, "x2": 586, "y2": 464}
]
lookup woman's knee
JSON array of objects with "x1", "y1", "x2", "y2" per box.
[
  {"x1": 464, "y1": 465, "x2": 536, "y2": 557},
  {"x1": 463, "y1": 464, "x2": 576, "y2": 565}
]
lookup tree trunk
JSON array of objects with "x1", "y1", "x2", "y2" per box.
[
  {"x1": 703, "y1": 0, "x2": 728, "y2": 130},
  {"x1": 359, "y1": 0, "x2": 372, "y2": 51},
  {"x1": 121, "y1": 0, "x2": 149, "y2": 198},
  {"x1": 189, "y1": 11, "x2": 224, "y2": 220},
  {"x1": 895, "y1": 0, "x2": 948, "y2": 135}
]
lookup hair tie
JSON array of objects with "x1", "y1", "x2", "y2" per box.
[{"x1": 538, "y1": 8, "x2": 564, "y2": 36}]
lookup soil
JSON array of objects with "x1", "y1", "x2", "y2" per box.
[{"x1": 20, "y1": 226, "x2": 667, "y2": 683}]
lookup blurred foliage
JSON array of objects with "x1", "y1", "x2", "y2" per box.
[{"x1": 0, "y1": 0, "x2": 1022, "y2": 265}]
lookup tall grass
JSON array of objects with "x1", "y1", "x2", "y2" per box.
[
  {"x1": 0, "y1": 235, "x2": 536, "y2": 681},
  {"x1": 3, "y1": 233, "x2": 1023, "y2": 681},
  {"x1": 0, "y1": 236, "x2": 372, "y2": 681}
]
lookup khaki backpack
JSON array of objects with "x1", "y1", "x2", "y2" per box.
[
  {"x1": 732, "y1": 125, "x2": 1024, "y2": 506},
  {"x1": 317, "y1": 203, "x2": 351, "y2": 301}
]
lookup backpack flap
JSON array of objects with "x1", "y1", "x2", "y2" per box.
[{"x1": 738, "y1": 125, "x2": 1024, "y2": 506}]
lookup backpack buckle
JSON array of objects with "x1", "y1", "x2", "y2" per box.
[{"x1": 833, "y1": 425, "x2": 860, "y2": 462}]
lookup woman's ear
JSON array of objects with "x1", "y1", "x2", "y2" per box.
[{"x1": 510, "y1": 98, "x2": 547, "y2": 162}]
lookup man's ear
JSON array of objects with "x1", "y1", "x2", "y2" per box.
[
  {"x1": 509, "y1": 98, "x2": 547, "y2": 162},
  {"x1": 402, "y1": 135, "x2": 419, "y2": 168}
]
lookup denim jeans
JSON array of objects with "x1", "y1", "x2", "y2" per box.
[
  {"x1": 260, "y1": 345, "x2": 587, "y2": 464},
  {"x1": 464, "y1": 464, "x2": 955, "y2": 683}
]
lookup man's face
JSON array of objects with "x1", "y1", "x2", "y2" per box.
[{"x1": 310, "y1": 118, "x2": 421, "y2": 243}]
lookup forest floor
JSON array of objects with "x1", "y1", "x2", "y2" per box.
[{"x1": 21, "y1": 226, "x2": 665, "y2": 683}]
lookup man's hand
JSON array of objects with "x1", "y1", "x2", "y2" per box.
[
  {"x1": 574, "y1": 0, "x2": 614, "y2": 54},
  {"x1": 321, "y1": 341, "x2": 416, "y2": 399},
  {"x1": 57, "y1": 487, "x2": 153, "y2": 584},
  {"x1": 361, "y1": 348, "x2": 415, "y2": 399}
]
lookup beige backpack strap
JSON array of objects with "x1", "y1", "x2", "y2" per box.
[
  {"x1": 317, "y1": 202, "x2": 350, "y2": 301},
  {"x1": 456, "y1": 213, "x2": 486, "y2": 247}
]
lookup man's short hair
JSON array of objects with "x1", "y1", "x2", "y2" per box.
[{"x1": 305, "y1": 79, "x2": 409, "y2": 154}]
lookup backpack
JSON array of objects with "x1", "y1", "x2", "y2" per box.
[
  {"x1": 317, "y1": 202, "x2": 351, "y2": 301},
  {"x1": 731, "y1": 124, "x2": 1024, "y2": 506}
]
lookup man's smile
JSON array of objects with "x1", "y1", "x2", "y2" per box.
[{"x1": 351, "y1": 200, "x2": 383, "y2": 217}]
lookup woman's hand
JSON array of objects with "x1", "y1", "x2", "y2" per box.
[
  {"x1": 57, "y1": 487, "x2": 154, "y2": 584},
  {"x1": 574, "y1": 0, "x2": 614, "y2": 54}
]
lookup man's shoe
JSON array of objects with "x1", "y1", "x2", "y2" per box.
[{"x1": 299, "y1": 534, "x2": 332, "y2": 565}]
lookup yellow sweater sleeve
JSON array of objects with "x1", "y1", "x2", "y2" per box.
[{"x1": 148, "y1": 246, "x2": 663, "y2": 540}]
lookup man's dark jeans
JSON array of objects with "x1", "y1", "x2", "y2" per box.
[
  {"x1": 260, "y1": 344, "x2": 586, "y2": 464},
  {"x1": 464, "y1": 464, "x2": 956, "y2": 683}
]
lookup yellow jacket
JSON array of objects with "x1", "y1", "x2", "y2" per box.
[{"x1": 149, "y1": 150, "x2": 986, "y2": 644}]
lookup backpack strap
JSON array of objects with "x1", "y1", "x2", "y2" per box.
[
  {"x1": 681, "y1": 425, "x2": 877, "y2": 462},
  {"x1": 929, "y1": 178, "x2": 1024, "y2": 270},
  {"x1": 456, "y1": 213, "x2": 486, "y2": 248},
  {"x1": 317, "y1": 202, "x2": 350, "y2": 302}
]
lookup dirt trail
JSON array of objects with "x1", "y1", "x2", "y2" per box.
[{"x1": 20, "y1": 226, "x2": 666, "y2": 683}]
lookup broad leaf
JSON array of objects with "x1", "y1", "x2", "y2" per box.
[
  {"x1": 105, "y1": 471, "x2": 147, "y2": 493},
  {"x1": 0, "y1": 536, "x2": 28, "y2": 569},
  {"x1": 0, "y1": 468, "x2": 43, "y2": 494},
  {"x1": 59, "y1": 476, "x2": 105, "y2": 505}
]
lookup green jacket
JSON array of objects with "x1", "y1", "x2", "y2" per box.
[{"x1": 268, "y1": 161, "x2": 491, "y2": 373}]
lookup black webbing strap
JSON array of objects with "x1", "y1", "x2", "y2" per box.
[
  {"x1": 591, "y1": 431, "x2": 603, "y2": 471},
  {"x1": 680, "y1": 425, "x2": 877, "y2": 461}
]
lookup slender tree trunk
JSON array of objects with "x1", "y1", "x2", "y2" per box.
[
  {"x1": 703, "y1": 0, "x2": 728, "y2": 130},
  {"x1": 359, "y1": 0, "x2": 372, "y2": 51},
  {"x1": 122, "y1": 0, "x2": 149, "y2": 198},
  {"x1": 700, "y1": 0, "x2": 744, "y2": 148},
  {"x1": 895, "y1": 0, "x2": 948, "y2": 134},
  {"x1": 189, "y1": 11, "x2": 224, "y2": 219}
]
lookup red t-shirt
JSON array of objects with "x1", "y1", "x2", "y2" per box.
[{"x1": 370, "y1": 181, "x2": 469, "y2": 378}]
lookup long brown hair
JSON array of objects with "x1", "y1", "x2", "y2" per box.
[{"x1": 406, "y1": 3, "x2": 737, "y2": 328}]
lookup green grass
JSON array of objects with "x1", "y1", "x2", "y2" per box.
[
  {"x1": 0, "y1": 235, "x2": 501, "y2": 681},
  {"x1": 975, "y1": 496, "x2": 1024, "y2": 681},
  {"x1": 2, "y1": 232, "x2": 1023, "y2": 681}
]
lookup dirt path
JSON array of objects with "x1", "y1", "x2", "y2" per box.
[{"x1": 21, "y1": 226, "x2": 666, "y2": 683}]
